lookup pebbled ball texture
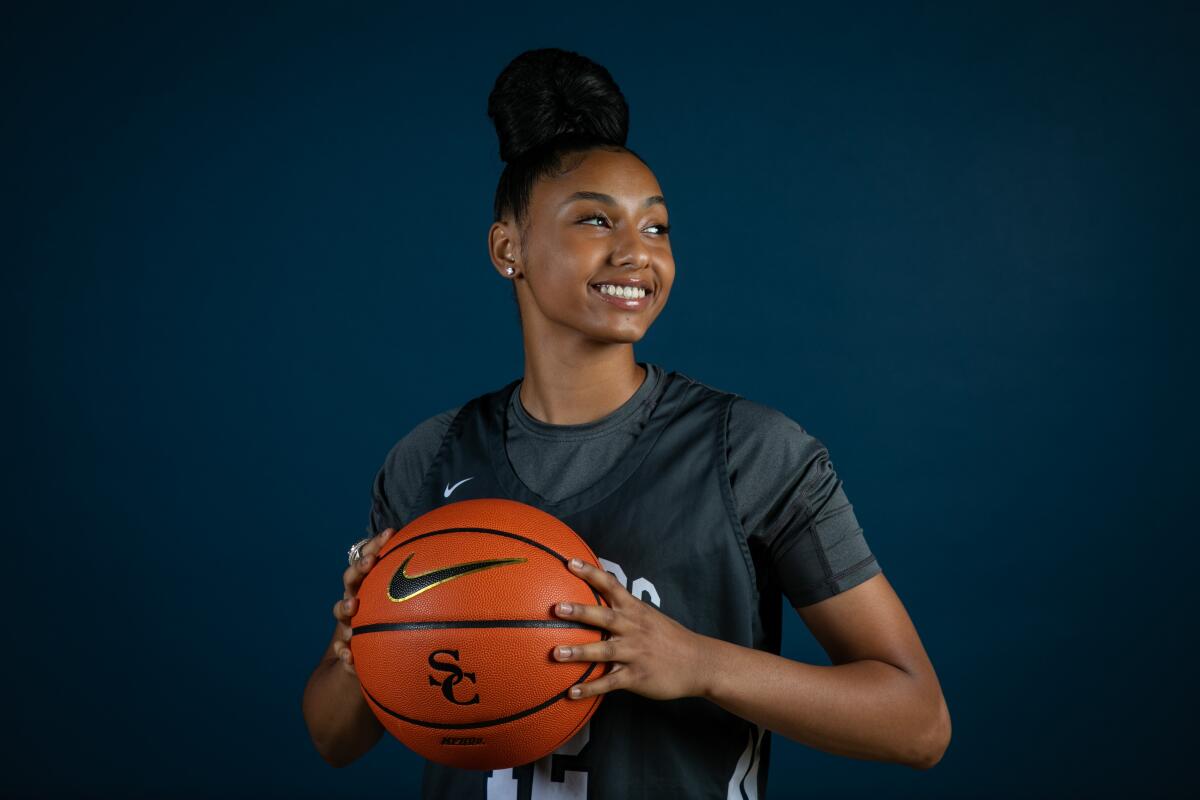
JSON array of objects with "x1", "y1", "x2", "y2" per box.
[{"x1": 350, "y1": 497, "x2": 609, "y2": 770}]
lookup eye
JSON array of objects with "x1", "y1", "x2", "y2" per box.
[
  {"x1": 576, "y1": 212, "x2": 670, "y2": 236},
  {"x1": 577, "y1": 212, "x2": 610, "y2": 227}
]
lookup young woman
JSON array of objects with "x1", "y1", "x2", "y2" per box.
[{"x1": 303, "y1": 47, "x2": 950, "y2": 798}]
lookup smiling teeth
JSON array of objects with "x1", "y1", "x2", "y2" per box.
[{"x1": 597, "y1": 284, "x2": 646, "y2": 299}]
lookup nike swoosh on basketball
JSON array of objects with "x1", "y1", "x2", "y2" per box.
[
  {"x1": 389, "y1": 552, "x2": 527, "y2": 602},
  {"x1": 444, "y1": 477, "x2": 474, "y2": 498}
]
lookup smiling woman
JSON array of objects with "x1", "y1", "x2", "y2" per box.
[
  {"x1": 485, "y1": 58, "x2": 676, "y2": 385},
  {"x1": 302, "y1": 47, "x2": 950, "y2": 799},
  {"x1": 494, "y1": 147, "x2": 674, "y2": 371}
]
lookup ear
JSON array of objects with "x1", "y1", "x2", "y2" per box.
[{"x1": 488, "y1": 221, "x2": 521, "y2": 278}]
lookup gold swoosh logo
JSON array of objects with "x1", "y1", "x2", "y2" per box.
[{"x1": 388, "y1": 552, "x2": 527, "y2": 602}]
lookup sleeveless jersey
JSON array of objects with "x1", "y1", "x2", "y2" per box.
[{"x1": 407, "y1": 370, "x2": 781, "y2": 800}]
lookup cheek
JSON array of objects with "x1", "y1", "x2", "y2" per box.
[
  {"x1": 528, "y1": 272, "x2": 594, "y2": 321},
  {"x1": 658, "y1": 258, "x2": 676, "y2": 291},
  {"x1": 656, "y1": 273, "x2": 675, "y2": 302}
]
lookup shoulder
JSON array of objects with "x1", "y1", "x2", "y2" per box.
[
  {"x1": 722, "y1": 397, "x2": 844, "y2": 543},
  {"x1": 660, "y1": 371, "x2": 826, "y2": 456},
  {"x1": 727, "y1": 396, "x2": 827, "y2": 463},
  {"x1": 662, "y1": 368, "x2": 743, "y2": 414},
  {"x1": 365, "y1": 406, "x2": 460, "y2": 533},
  {"x1": 378, "y1": 405, "x2": 462, "y2": 477},
  {"x1": 729, "y1": 396, "x2": 807, "y2": 436},
  {"x1": 664, "y1": 367, "x2": 736, "y2": 398},
  {"x1": 368, "y1": 405, "x2": 462, "y2": 531}
]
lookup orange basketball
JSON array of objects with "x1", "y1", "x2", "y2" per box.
[{"x1": 349, "y1": 497, "x2": 610, "y2": 770}]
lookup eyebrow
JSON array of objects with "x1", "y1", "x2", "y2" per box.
[{"x1": 561, "y1": 191, "x2": 666, "y2": 210}]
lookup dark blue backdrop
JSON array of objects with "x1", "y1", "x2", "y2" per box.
[{"x1": 7, "y1": 1, "x2": 1196, "y2": 797}]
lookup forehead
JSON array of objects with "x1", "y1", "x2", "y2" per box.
[{"x1": 533, "y1": 149, "x2": 663, "y2": 208}]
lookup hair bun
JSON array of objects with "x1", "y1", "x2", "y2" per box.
[{"x1": 487, "y1": 48, "x2": 629, "y2": 164}]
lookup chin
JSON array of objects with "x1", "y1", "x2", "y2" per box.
[
  {"x1": 579, "y1": 322, "x2": 648, "y2": 344},
  {"x1": 606, "y1": 326, "x2": 650, "y2": 344}
]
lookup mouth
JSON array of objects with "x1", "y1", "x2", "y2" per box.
[{"x1": 589, "y1": 281, "x2": 653, "y2": 310}]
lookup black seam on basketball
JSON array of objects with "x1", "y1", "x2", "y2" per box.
[
  {"x1": 352, "y1": 620, "x2": 604, "y2": 634},
  {"x1": 360, "y1": 660, "x2": 601, "y2": 730},
  {"x1": 377, "y1": 526, "x2": 607, "y2": 608},
  {"x1": 544, "y1": 691, "x2": 600, "y2": 756},
  {"x1": 388, "y1": 527, "x2": 569, "y2": 562}
]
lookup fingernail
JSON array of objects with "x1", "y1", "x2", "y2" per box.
[
  {"x1": 557, "y1": 646, "x2": 572, "y2": 659},
  {"x1": 558, "y1": 602, "x2": 572, "y2": 614},
  {"x1": 569, "y1": 558, "x2": 583, "y2": 569},
  {"x1": 569, "y1": 687, "x2": 582, "y2": 698}
]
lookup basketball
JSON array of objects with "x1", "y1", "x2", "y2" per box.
[{"x1": 349, "y1": 497, "x2": 610, "y2": 770}]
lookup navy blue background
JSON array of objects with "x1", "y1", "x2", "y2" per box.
[{"x1": 7, "y1": 1, "x2": 1196, "y2": 797}]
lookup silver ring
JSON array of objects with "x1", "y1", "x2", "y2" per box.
[{"x1": 347, "y1": 536, "x2": 372, "y2": 566}]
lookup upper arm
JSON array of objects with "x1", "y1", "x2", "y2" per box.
[
  {"x1": 795, "y1": 571, "x2": 950, "y2": 752},
  {"x1": 726, "y1": 397, "x2": 949, "y2": 752},
  {"x1": 793, "y1": 571, "x2": 925, "y2": 674}
]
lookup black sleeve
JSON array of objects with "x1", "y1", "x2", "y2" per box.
[
  {"x1": 364, "y1": 406, "x2": 461, "y2": 537},
  {"x1": 726, "y1": 398, "x2": 882, "y2": 608}
]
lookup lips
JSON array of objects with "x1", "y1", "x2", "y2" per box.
[{"x1": 589, "y1": 282, "x2": 653, "y2": 310}]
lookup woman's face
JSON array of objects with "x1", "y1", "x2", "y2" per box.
[{"x1": 500, "y1": 148, "x2": 675, "y2": 345}]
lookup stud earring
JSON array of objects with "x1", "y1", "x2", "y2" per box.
[{"x1": 505, "y1": 266, "x2": 515, "y2": 276}]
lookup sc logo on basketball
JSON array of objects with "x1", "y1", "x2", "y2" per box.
[{"x1": 428, "y1": 649, "x2": 480, "y2": 705}]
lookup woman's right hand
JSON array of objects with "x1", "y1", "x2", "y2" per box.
[{"x1": 331, "y1": 526, "x2": 395, "y2": 676}]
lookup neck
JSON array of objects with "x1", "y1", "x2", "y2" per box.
[{"x1": 517, "y1": 326, "x2": 646, "y2": 426}]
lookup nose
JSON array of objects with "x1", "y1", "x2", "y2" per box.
[{"x1": 612, "y1": 221, "x2": 652, "y2": 270}]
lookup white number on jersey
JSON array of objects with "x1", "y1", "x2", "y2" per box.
[{"x1": 485, "y1": 558, "x2": 661, "y2": 799}]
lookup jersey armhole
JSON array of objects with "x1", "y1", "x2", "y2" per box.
[
  {"x1": 407, "y1": 401, "x2": 475, "y2": 522},
  {"x1": 716, "y1": 393, "x2": 761, "y2": 598}
]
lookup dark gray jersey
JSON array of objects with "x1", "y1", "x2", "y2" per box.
[{"x1": 369, "y1": 369, "x2": 881, "y2": 799}]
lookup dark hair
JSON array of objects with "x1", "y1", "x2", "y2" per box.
[{"x1": 487, "y1": 48, "x2": 644, "y2": 242}]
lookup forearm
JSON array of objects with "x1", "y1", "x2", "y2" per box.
[
  {"x1": 301, "y1": 637, "x2": 385, "y2": 767},
  {"x1": 699, "y1": 635, "x2": 946, "y2": 769}
]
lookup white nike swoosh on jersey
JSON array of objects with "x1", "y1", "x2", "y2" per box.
[{"x1": 443, "y1": 477, "x2": 474, "y2": 498}]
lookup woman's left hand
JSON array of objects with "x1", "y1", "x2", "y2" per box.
[{"x1": 554, "y1": 557, "x2": 711, "y2": 702}]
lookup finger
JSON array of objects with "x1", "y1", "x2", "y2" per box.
[
  {"x1": 555, "y1": 600, "x2": 620, "y2": 631},
  {"x1": 342, "y1": 528, "x2": 396, "y2": 588},
  {"x1": 332, "y1": 596, "x2": 356, "y2": 625},
  {"x1": 356, "y1": 527, "x2": 397, "y2": 571},
  {"x1": 365, "y1": 527, "x2": 396, "y2": 559},
  {"x1": 342, "y1": 562, "x2": 363, "y2": 592},
  {"x1": 333, "y1": 640, "x2": 357, "y2": 674},
  {"x1": 566, "y1": 669, "x2": 627, "y2": 700},
  {"x1": 566, "y1": 558, "x2": 628, "y2": 603},
  {"x1": 554, "y1": 639, "x2": 620, "y2": 663},
  {"x1": 342, "y1": 550, "x2": 378, "y2": 590}
]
